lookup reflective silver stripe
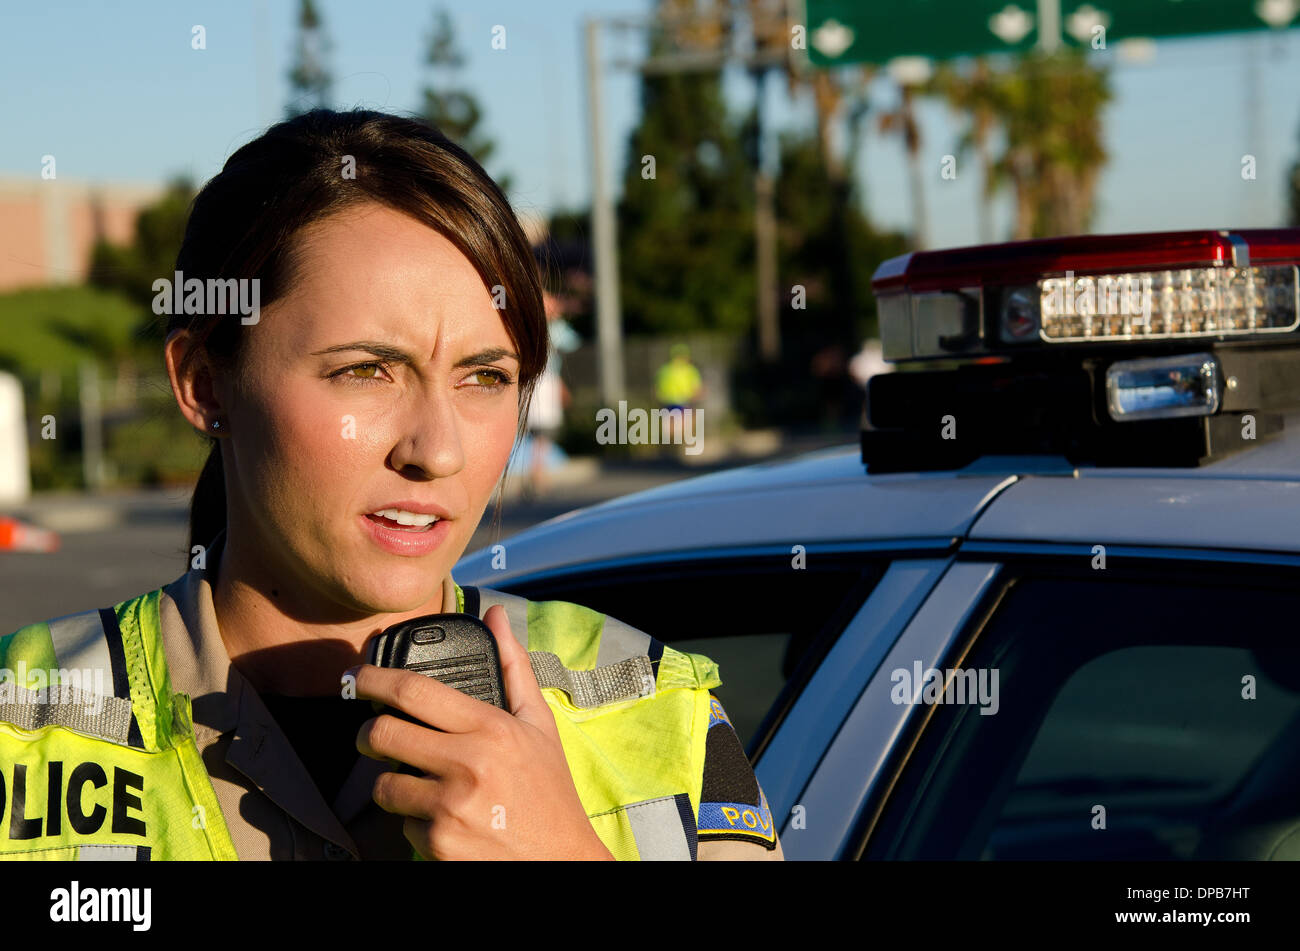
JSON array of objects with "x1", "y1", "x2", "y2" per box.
[
  {"x1": 28, "y1": 609, "x2": 127, "y2": 741},
  {"x1": 472, "y1": 587, "x2": 658, "y2": 706},
  {"x1": 0, "y1": 683, "x2": 132, "y2": 744},
  {"x1": 78, "y1": 844, "x2": 139, "y2": 861},
  {"x1": 474, "y1": 586, "x2": 653, "y2": 666},
  {"x1": 528, "y1": 652, "x2": 656, "y2": 709},
  {"x1": 595, "y1": 614, "x2": 651, "y2": 668},
  {"x1": 47, "y1": 610, "x2": 115, "y2": 679},
  {"x1": 624, "y1": 796, "x2": 693, "y2": 860}
]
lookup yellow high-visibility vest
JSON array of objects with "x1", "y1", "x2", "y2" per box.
[
  {"x1": 654, "y1": 360, "x2": 702, "y2": 405},
  {"x1": 0, "y1": 584, "x2": 720, "y2": 860}
]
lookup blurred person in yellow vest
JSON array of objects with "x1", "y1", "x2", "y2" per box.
[{"x1": 654, "y1": 344, "x2": 705, "y2": 451}]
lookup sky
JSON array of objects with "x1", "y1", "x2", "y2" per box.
[{"x1": 2, "y1": 1, "x2": 1300, "y2": 251}]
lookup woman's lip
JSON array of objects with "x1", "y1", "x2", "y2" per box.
[
  {"x1": 360, "y1": 512, "x2": 452, "y2": 556},
  {"x1": 366, "y1": 500, "x2": 453, "y2": 519}
]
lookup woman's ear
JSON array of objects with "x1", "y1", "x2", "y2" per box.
[{"x1": 164, "y1": 328, "x2": 225, "y2": 435}]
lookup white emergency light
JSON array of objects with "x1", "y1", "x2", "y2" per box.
[{"x1": 1105, "y1": 353, "x2": 1221, "y2": 421}]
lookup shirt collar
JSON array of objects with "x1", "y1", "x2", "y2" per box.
[
  {"x1": 157, "y1": 527, "x2": 465, "y2": 851},
  {"x1": 159, "y1": 528, "x2": 462, "y2": 733}
]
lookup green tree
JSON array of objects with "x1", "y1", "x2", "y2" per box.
[
  {"x1": 729, "y1": 126, "x2": 905, "y2": 429},
  {"x1": 286, "y1": 0, "x2": 333, "y2": 117},
  {"x1": 930, "y1": 58, "x2": 999, "y2": 243},
  {"x1": 88, "y1": 176, "x2": 197, "y2": 335},
  {"x1": 774, "y1": 131, "x2": 906, "y2": 346},
  {"x1": 929, "y1": 51, "x2": 1110, "y2": 240},
  {"x1": 617, "y1": 22, "x2": 754, "y2": 336},
  {"x1": 420, "y1": 7, "x2": 511, "y2": 193}
]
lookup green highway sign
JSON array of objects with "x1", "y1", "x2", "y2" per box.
[{"x1": 806, "y1": 0, "x2": 1300, "y2": 66}]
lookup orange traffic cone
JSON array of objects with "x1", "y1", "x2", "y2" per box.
[{"x1": 0, "y1": 516, "x2": 59, "y2": 553}]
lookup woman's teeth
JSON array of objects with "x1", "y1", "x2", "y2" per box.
[{"x1": 368, "y1": 508, "x2": 441, "y2": 528}]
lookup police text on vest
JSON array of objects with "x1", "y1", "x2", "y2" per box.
[{"x1": 2, "y1": 761, "x2": 147, "y2": 839}]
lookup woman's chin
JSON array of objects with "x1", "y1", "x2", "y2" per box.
[{"x1": 342, "y1": 571, "x2": 444, "y2": 616}]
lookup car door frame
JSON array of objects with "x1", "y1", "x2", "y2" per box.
[
  {"x1": 776, "y1": 559, "x2": 1006, "y2": 860},
  {"x1": 833, "y1": 540, "x2": 1300, "y2": 862}
]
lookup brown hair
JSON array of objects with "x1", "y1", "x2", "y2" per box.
[{"x1": 166, "y1": 108, "x2": 547, "y2": 559}]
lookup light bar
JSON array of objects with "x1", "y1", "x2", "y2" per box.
[
  {"x1": 872, "y1": 230, "x2": 1300, "y2": 361},
  {"x1": 1039, "y1": 266, "x2": 1298, "y2": 342},
  {"x1": 1105, "y1": 353, "x2": 1221, "y2": 421},
  {"x1": 863, "y1": 230, "x2": 1300, "y2": 471}
]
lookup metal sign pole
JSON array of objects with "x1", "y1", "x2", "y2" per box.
[
  {"x1": 1037, "y1": 0, "x2": 1062, "y2": 53},
  {"x1": 584, "y1": 18, "x2": 626, "y2": 406}
]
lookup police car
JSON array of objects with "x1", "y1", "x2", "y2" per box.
[{"x1": 455, "y1": 230, "x2": 1300, "y2": 861}]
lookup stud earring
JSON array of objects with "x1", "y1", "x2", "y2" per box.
[{"x1": 210, "y1": 419, "x2": 222, "y2": 432}]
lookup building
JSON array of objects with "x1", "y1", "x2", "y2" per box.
[{"x1": 0, "y1": 176, "x2": 164, "y2": 292}]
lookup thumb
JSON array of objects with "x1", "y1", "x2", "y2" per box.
[{"x1": 482, "y1": 604, "x2": 553, "y2": 730}]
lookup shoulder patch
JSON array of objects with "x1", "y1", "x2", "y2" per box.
[
  {"x1": 708, "y1": 695, "x2": 732, "y2": 730},
  {"x1": 698, "y1": 790, "x2": 776, "y2": 849},
  {"x1": 697, "y1": 696, "x2": 776, "y2": 849}
]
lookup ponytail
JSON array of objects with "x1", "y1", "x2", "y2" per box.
[{"x1": 188, "y1": 442, "x2": 226, "y2": 563}]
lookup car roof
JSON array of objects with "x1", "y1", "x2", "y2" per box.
[
  {"x1": 969, "y1": 411, "x2": 1300, "y2": 555},
  {"x1": 455, "y1": 448, "x2": 1013, "y2": 582},
  {"x1": 455, "y1": 414, "x2": 1300, "y2": 582}
]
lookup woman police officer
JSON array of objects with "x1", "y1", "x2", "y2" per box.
[{"x1": 0, "y1": 109, "x2": 782, "y2": 861}]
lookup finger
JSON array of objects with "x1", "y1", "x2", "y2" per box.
[
  {"x1": 482, "y1": 604, "x2": 552, "y2": 730},
  {"x1": 371, "y1": 769, "x2": 440, "y2": 820},
  {"x1": 351, "y1": 663, "x2": 487, "y2": 734},
  {"x1": 402, "y1": 816, "x2": 438, "y2": 861},
  {"x1": 358, "y1": 713, "x2": 477, "y2": 777}
]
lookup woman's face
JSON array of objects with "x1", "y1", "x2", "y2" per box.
[{"x1": 213, "y1": 202, "x2": 521, "y2": 616}]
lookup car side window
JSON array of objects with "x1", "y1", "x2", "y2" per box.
[
  {"x1": 864, "y1": 572, "x2": 1300, "y2": 860},
  {"x1": 507, "y1": 554, "x2": 885, "y2": 755}
]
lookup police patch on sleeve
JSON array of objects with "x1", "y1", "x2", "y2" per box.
[
  {"x1": 707, "y1": 695, "x2": 731, "y2": 730},
  {"x1": 697, "y1": 695, "x2": 777, "y2": 849}
]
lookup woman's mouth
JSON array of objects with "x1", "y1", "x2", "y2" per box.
[
  {"x1": 361, "y1": 508, "x2": 452, "y2": 555},
  {"x1": 366, "y1": 508, "x2": 440, "y2": 532}
]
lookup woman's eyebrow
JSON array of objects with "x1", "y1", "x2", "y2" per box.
[
  {"x1": 311, "y1": 342, "x2": 519, "y2": 367},
  {"x1": 452, "y1": 346, "x2": 519, "y2": 368},
  {"x1": 311, "y1": 342, "x2": 415, "y2": 364}
]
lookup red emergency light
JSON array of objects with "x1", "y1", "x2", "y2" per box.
[{"x1": 873, "y1": 229, "x2": 1300, "y2": 361}]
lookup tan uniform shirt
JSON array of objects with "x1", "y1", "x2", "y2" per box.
[{"x1": 157, "y1": 535, "x2": 783, "y2": 860}]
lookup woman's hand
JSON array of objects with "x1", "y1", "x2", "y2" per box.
[{"x1": 352, "y1": 605, "x2": 615, "y2": 861}]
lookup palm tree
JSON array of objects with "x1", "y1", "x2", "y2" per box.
[
  {"x1": 930, "y1": 58, "x2": 998, "y2": 242},
  {"x1": 877, "y1": 80, "x2": 929, "y2": 249},
  {"x1": 930, "y1": 50, "x2": 1111, "y2": 241},
  {"x1": 990, "y1": 50, "x2": 1111, "y2": 239}
]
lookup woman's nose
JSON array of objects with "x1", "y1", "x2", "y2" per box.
[{"x1": 387, "y1": 390, "x2": 466, "y2": 479}]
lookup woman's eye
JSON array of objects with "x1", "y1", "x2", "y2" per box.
[
  {"x1": 465, "y1": 368, "x2": 514, "y2": 389},
  {"x1": 330, "y1": 362, "x2": 391, "y2": 384},
  {"x1": 328, "y1": 363, "x2": 512, "y2": 389}
]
